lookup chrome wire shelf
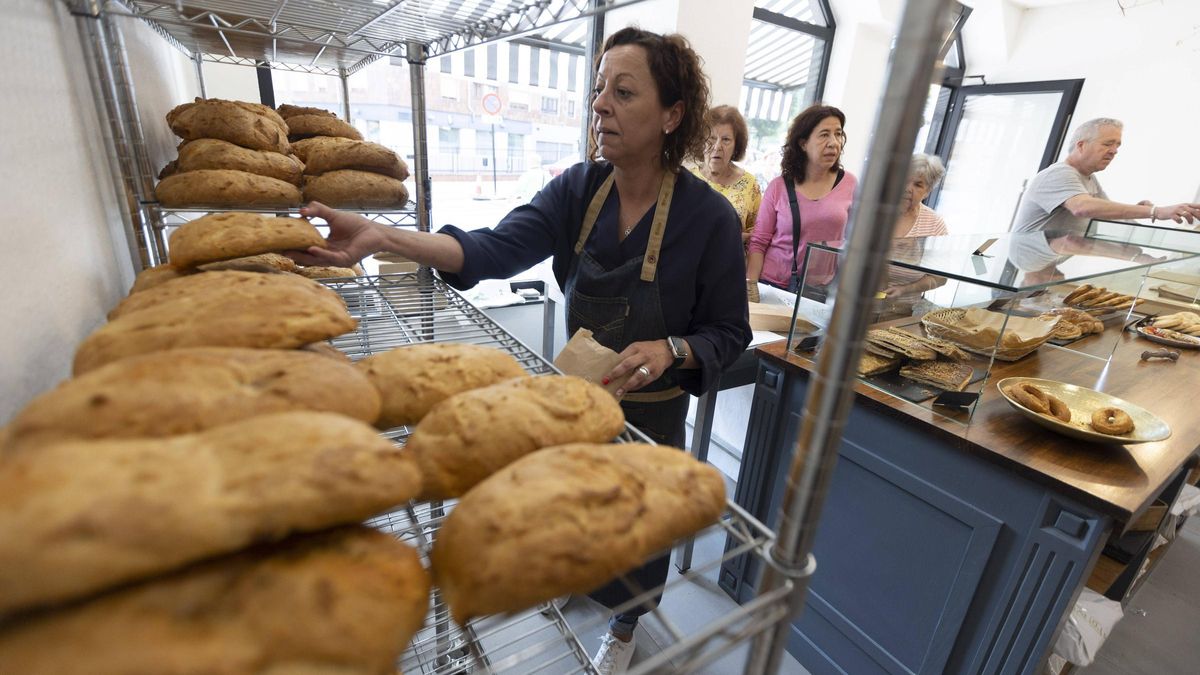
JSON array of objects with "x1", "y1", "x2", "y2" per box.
[
  {"x1": 96, "y1": 0, "x2": 649, "y2": 73},
  {"x1": 333, "y1": 273, "x2": 794, "y2": 673},
  {"x1": 366, "y1": 495, "x2": 788, "y2": 675},
  {"x1": 153, "y1": 205, "x2": 418, "y2": 228}
]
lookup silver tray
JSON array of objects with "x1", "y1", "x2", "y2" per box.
[
  {"x1": 995, "y1": 377, "x2": 1171, "y2": 445},
  {"x1": 1130, "y1": 317, "x2": 1200, "y2": 350}
]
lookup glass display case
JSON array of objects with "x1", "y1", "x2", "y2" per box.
[
  {"x1": 782, "y1": 231, "x2": 1200, "y2": 426},
  {"x1": 1084, "y1": 218, "x2": 1200, "y2": 309}
]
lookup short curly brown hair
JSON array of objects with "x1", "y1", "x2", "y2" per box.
[
  {"x1": 586, "y1": 27, "x2": 710, "y2": 170},
  {"x1": 705, "y1": 105, "x2": 749, "y2": 162},
  {"x1": 781, "y1": 104, "x2": 847, "y2": 182}
]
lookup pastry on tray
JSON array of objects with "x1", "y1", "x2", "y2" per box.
[
  {"x1": 899, "y1": 360, "x2": 973, "y2": 392},
  {"x1": 1061, "y1": 284, "x2": 1140, "y2": 311},
  {"x1": 866, "y1": 328, "x2": 937, "y2": 361}
]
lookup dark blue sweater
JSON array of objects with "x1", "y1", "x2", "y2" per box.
[{"x1": 438, "y1": 161, "x2": 751, "y2": 395}]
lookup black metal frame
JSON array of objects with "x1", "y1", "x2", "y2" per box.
[
  {"x1": 749, "y1": 0, "x2": 835, "y2": 106},
  {"x1": 928, "y1": 78, "x2": 1084, "y2": 207}
]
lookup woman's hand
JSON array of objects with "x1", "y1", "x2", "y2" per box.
[
  {"x1": 604, "y1": 340, "x2": 674, "y2": 397},
  {"x1": 746, "y1": 279, "x2": 760, "y2": 303},
  {"x1": 286, "y1": 201, "x2": 386, "y2": 267}
]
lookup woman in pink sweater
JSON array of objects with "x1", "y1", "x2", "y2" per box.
[{"x1": 746, "y1": 104, "x2": 857, "y2": 299}]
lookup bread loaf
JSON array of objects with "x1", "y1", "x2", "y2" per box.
[
  {"x1": 167, "y1": 98, "x2": 290, "y2": 153},
  {"x1": 0, "y1": 527, "x2": 430, "y2": 675},
  {"x1": 277, "y1": 103, "x2": 339, "y2": 119},
  {"x1": 304, "y1": 169, "x2": 409, "y2": 209},
  {"x1": 356, "y1": 343, "x2": 528, "y2": 429},
  {"x1": 0, "y1": 412, "x2": 422, "y2": 616},
  {"x1": 108, "y1": 269, "x2": 335, "y2": 320},
  {"x1": 128, "y1": 264, "x2": 191, "y2": 294},
  {"x1": 76, "y1": 272, "x2": 355, "y2": 374},
  {"x1": 156, "y1": 169, "x2": 303, "y2": 208},
  {"x1": 196, "y1": 252, "x2": 299, "y2": 274},
  {"x1": 167, "y1": 212, "x2": 325, "y2": 268},
  {"x1": 176, "y1": 138, "x2": 305, "y2": 185},
  {"x1": 296, "y1": 265, "x2": 357, "y2": 279},
  {"x1": 432, "y1": 442, "x2": 726, "y2": 624},
  {"x1": 291, "y1": 136, "x2": 353, "y2": 163},
  {"x1": 406, "y1": 375, "x2": 626, "y2": 499},
  {"x1": 304, "y1": 140, "x2": 410, "y2": 181},
  {"x1": 6, "y1": 347, "x2": 381, "y2": 447},
  {"x1": 286, "y1": 114, "x2": 363, "y2": 141}
]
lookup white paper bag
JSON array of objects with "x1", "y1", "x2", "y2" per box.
[{"x1": 1051, "y1": 588, "x2": 1123, "y2": 666}]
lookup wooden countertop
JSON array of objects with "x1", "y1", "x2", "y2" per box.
[{"x1": 758, "y1": 327, "x2": 1200, "y2": 521}]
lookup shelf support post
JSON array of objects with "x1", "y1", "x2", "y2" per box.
[{"x1": 742, "y1": 0, "x2": 958, "y2": 672}]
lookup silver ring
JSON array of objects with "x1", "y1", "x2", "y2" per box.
[{"x1": 636, "y1": 365, "x2": 651, "y2": 377}]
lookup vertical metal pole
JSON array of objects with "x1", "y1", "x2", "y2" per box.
[
  {"x1": 103, "y1": 11, "x2": 167, "y2": 265},
  {"x1": 256, "y1": 60, "x2": 276, "y2": 108},
  {"x1": 193, "y1": 52, "x2": 207, "y2": 98},
  {"x1": 340, "y1": 68, "x2": 352, "y2": 122},
  {"x1": 743, "y1": 0, "x2": 956, "y2": 672},
  {"x1": 407, "y1": 42, "x2": 433, "y2": 236},
  {"x1": 70, "y1": 0, "x2": 162, "y2": 271},
  {"x1": 581, "y1": 0, "x2": 604, "y2": 158}
]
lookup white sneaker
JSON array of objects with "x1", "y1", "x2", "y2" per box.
[{"x1": 591, "y1": 632, "x2": 636, "y2": 674}]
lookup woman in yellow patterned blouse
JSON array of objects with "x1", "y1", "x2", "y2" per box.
[{"x1": 692, "y1": 105, "x2": 762, "y2": 246}]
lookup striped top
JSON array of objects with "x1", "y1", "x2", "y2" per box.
[{"x1": 888, "y1": 205, "x2": 949, "y2": 288}]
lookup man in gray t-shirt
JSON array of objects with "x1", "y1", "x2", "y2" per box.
[{"x1": 1011, "y1": 118, "x2": 1198, "y2": 235}]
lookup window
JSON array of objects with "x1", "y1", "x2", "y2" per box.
[
  {"x1": 541, "y1": 96, "x2": 559, "y2": 114},
  {"x1": 549, "y1": 52, "x2": 560, "y2": 90},
  {"x1": 508, "y1": 44, "x2": 520, "y2": 84},
  {"x1": 463, "y1": 51, "x2": 475, "y2": 78},
  {"x1": 529, "y1": 46, "x2": 541, "y2": 87},
  {"x1": 487, "y1": 44, "x2": 498, "y2": 81},
  {"x1": 567, "y1": 100, "x2": 576, "y2": 118},
  {"x1": 440, "y1": 54, "x2": 451, "y2": 74},
  {"x1": 507, "y1": 133, "x2": 524, "y2": 171},
  {"x1": 568, "y1": 55, "x2": 579, "y2": 92},
  {"x1": 536, "y1": 140, "x2": 574, "y2": 164},
  {"x1": 738, "y1": 1, "x2": 835, "y2": 173}
]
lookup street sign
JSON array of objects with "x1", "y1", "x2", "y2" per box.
[{"x1": 481, "y1": 91, "x2": 502, "y2": 116}]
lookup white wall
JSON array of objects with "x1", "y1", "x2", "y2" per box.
[
  {"x1": 0, "y1": 0, "x2": 196, "y2": 423},
  {"x1": 603, "y1": 0, "x2": 757, "y2": 108},
  {"x1": 968, "y1": 0, "x2": 1200, "y2": 206}
]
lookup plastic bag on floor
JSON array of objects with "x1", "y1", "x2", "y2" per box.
[
  {"x1": 1170, "y1": 484, "x2": 1200, "y2": 517},
  {"x1": 1052, "y1": 588, "x2": 1124, "y2": 666},
  {"x1": 1047, "y1": 653, "x2": 1068, "y2": 675}
]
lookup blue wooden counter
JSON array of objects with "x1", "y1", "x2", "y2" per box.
[{"x1": 720, "y1": 334, "x2": 1199, "y2": 674}]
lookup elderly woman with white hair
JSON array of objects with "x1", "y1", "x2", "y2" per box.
[{"x1": 884, "y1": 153, "x2": 950, "y2": 300}]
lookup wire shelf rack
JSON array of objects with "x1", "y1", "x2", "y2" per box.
[
  {"x1": 153, "y1": 205, "x2": 418, "y2": 228},
  {"x1": 328, "y1": 273, "x2": 793, "y2": 674}
]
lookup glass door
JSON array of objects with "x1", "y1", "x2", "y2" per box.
[{"x1": 930, "y1": 80, "x2": 1083, "y2": 236}]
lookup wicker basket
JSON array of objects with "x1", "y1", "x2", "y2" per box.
[{"x1": 920, "y1": 308, "x2": 1058, "y2": 362}]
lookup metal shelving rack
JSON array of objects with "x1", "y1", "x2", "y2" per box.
[
  {"x1": 65, "y1": 0, "x2": 965, "y2": 671},
  {"x1": 325, "y1": 273, "x2": 793, "y2": 673},
  {"x1": 67, "y1": 0, "x2": 646, "y2": 268}
]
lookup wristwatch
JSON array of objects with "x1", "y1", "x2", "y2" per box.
[{"x1": 667, "y1": 336, "x2": 689, "y2": 369}]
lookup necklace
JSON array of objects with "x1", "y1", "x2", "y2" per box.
[{"x1": 622, "y1": 223, "x2": 635, "y2": 237}]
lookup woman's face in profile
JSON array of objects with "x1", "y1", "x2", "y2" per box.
[{"x1": 591, "y1": 45, "x2": 670, "y2": 168}]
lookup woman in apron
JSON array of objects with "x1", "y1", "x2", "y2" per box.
[{"x1": 291, "y1": 27, "x2": 752, "y2": 675}]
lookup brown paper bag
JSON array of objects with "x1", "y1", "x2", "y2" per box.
[
  {"x1": 748, "y1": 302, "x2": 820, "y2": 334},
  {"x1": 553, "y1": 328, "x2": 631, "y2": 399}
]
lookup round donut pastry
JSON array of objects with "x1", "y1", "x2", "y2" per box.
[
  {"x1": 1044, "y1": 394, "x2": 1072, "y2": 423},
  {"x1": 1091, "y1": 407, "x2": 1135, "y2": 435},
  {"x1": 1005, "y1": 383, "x2": 1050, "y2": 414}
]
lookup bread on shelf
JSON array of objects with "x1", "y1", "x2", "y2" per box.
[
  {"x1": 0, "y1": 412, "x2": 422, "y2": 616},
  {"x1": 432, "y1": 442, "x2": 726, "y2": 625},
  {"x1": 167, "y1": 98, "x2": 289, "y2": 154},
  {"x1": 303, "y1": 139, "x2": 410, "y2": 181},
  {"x1": 0, "y1": 527, "x2": 430, "y2": 675},
  {"x1": 286, "y1": 114, "x2": 363, "y2": 142},
  {"x1": 166, "y1": 212, "x2": 325, "y2": 268},
  {"x1": 303, "y1": 169, "x2": 409, "y2": 209},
  {"x1": 155, "y1": 169, "x2": 303, "y2": 208},
  {"x1": 174, "y1": 138, "x2": 305, "y2": 185}
]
